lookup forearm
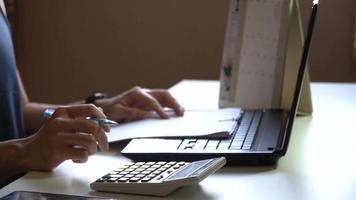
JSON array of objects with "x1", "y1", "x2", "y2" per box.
[
  {"x1": 16, "y1": 71, "x2": 61, "y2": 135},
  {"x1": 0, "y1": 139, "x2": 28, "y2": 181}
]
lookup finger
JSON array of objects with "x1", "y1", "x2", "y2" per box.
[
  {"x1": 139, "y1": 91, "x2": 169, "y2": 119},
  {"x1": 53, "y1": 104, "x2": 106, "y2": 119},
  {"x1": 93, "y1": 128, "x2": 109, "y2": 152},
  {"x1": 50, "y1": 117, "x2": 100, "y2": 134},
  {"x1": 70, "y1": 121, "x2": 108, "y2": 152},
  {"x1": 120, "y1": 106, "x2": 151, "y2": 121},
  {"x1": 64, "y1": 147, "x2": 90, "y2": 163},
  {"x1": 105, "y1": 104, "x2": 146, "y2": 122},
  {"x1": 47, "y1": 117, "x2": 76, "y2": 132},
  {"x1": 102, "y1": 125, "x2": 111, "y2": 132},
  {"x1": 67, "y1": 116, "x2": 111, "y2": 134},
  {"x1": 50, "y1": 118, "x2": 108, "y2": 152},
  {"x1": 62, "y1": 132, "x2": 97, "y2": 155},
  {"x1": 97, "y1": 107, "x2": 104, "y2": 113},
  {"x1": 150, "y1": 90, "x2": 185, "y2": 116}
]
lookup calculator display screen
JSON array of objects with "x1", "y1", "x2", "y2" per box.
[{"x1": 166, "y1": 159, "x2": 213, "y2": 180}]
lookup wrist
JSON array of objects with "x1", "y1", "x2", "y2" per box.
[
  {"x1": 85, "y1": 92, "x2": 107, "y2": 106},
  {"x1": 0, "y1": 139, "x2": 29, "y2": 177},
  {"x1": 94, "y1": 98, "x2": 111, "y2": 115},
  {"x1": 16, "y1": 137, "x2": 34, "y2": 172}
]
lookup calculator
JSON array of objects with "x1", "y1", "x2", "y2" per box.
[{"x1": 90, "y1": 157, "x2": 226, "y2": 196}]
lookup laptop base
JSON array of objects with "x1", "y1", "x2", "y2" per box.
[{"x1": 122, "y1": 151, "x2": 281, "y2": 166}]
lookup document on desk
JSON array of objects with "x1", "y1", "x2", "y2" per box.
[{"x1": 107, "y1": 108, "x2": 241, "y2": 143}]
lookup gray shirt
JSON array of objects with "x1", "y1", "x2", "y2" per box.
[{"x1": 0, "y1": 8, "x2": 25, "y2": 141}]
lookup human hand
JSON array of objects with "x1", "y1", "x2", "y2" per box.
[
  {"x1": 96, "y1": 87, "x2": 185, "y2": 122},
  {"x1": 21, "y1": 104, "x2": 109, "y2": 171}
]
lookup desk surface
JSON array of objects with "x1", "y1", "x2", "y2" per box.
[{"x1": 1, "y1": 80, "x2": 356, "y2": 200}]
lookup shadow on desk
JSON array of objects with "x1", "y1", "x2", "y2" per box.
[{"x1": 219, "y1": 165, "x2": 276, "y2": 174}]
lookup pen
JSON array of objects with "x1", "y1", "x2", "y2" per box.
[{"x1": 43, "y1": 108, "x2": 118, "y2": 127}]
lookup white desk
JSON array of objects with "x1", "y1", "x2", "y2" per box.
[{"x1": 1, "y1": 80, "x2": 356, "y2": 200}]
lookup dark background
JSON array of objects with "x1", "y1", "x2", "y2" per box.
[{"x1": 5, "y1": 0, "x2": 356, "y2": 103}]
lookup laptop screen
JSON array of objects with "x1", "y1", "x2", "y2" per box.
[{"x1": 280, "y1": 1, "x2": 318, "y2": 155}]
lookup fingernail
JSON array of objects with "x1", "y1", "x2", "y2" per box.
[
  {"x1": 100, "y1": 143, "x2": 109, "y2": 152},
  {"x1": 103, "y1": 125, "x2": 111, "y2": 132},
  {"x1": 105, "y1": 144, "x2": 109, "y2": 152}
]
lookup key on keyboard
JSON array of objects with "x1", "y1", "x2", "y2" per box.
[{"x1": 178, "y1": 111, "x2": 263, "y2": 151}]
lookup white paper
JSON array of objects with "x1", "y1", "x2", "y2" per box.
[{"x1": 108, "y1": 108, "x2": 241, "y2": 143}]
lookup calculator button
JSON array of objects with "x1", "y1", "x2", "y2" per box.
[
  {"x1": 107, "y1": 178, "x2": 117, "y2": 182},
  {"x1": 109, "y1": 174, "x2": 123, "y2": 178},
  {"x1": 146, "y1": 162, "x2": 155, "y2": 165},
  {"x1": 172, "y1": 165, "x2": 181, "y2": 169},
  {"x1": 129, "y1": 177, "x2": 141, "y2": 182},
  {"x1": 140, "y1": 177, "x2": 151, "y2": 182},
  {"x1": 159, "y1": 167, "x2": 168, "y2": 171},
  {"x1": 152, "y1": 171, "x2": 162, "y2": 175},
  {"x1": 147, "y1": 167, "x2": 158, "y2": 171},
  {"x1": 103, "y1": 174, "x2": 111, "y2": 178},
  {"x1": 146, "y1": 174, "x2": 157, "y2": 178},
  {"x1": 156, "y1": 175, "x2": 164, "y2": 180},
  {"x1": 163, "y1": 164, "x2": 172, "y2": 168},
  {"x1": 118, "y1": 178, "x2": 129, "y2": 182},
  {"x1": 113, "y1": 168, "x2": 125, "y2": 172},
  {"x1": 156, "y1": 162, "x2": 166, "y2": 165}
]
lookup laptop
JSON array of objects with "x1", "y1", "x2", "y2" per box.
[{"x1": 121, "y1": 1, "x2": 319, "y2": 165}]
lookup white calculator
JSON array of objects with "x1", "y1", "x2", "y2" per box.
[{"x1": 90, "y1": 157, "x2": 226, "y2": 196}]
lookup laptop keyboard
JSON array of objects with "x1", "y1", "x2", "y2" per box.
[{"x1": 178, "y1": 111, "x2": 262, "y2": 151}]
